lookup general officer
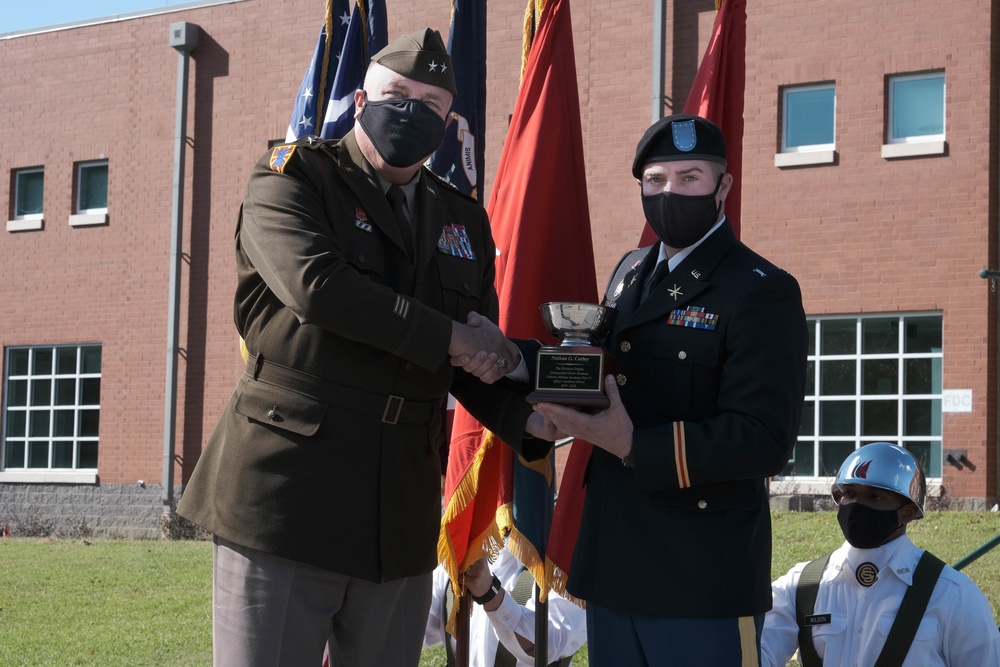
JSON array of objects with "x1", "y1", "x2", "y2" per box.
[
  {"x1": 531, "y1": 114, "x2": 809, "y2": 666},
  {"x1": 177, "y1": 28, "x2": 555, "y2": 667}
]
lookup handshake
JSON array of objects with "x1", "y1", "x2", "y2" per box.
[{"x1": 448, "y1": 311, "x2": 521, "y2": 385}]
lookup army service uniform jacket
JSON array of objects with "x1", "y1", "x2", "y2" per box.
[
  {"x1": 178, "y1": 132, "x2": 546, "y2": 583},
  {"x1": 565, "y1": 221, "x2": 808, "y2": 618}
]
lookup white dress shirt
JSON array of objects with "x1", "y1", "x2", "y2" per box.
[
  {"x1": 761, "y1": 534, "x2": 1000, "y2": 667},
  {"x1": 423, "y1": 546, "x2": 587, "y2": 666}
]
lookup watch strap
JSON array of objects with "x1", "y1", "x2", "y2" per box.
[{"x1": 471, "y1": 573, "x2": 503, "y2": 605}]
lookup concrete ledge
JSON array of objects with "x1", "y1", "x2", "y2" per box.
[{"x1": 769, "y1": 494, "x2": 815, "y2": 511}]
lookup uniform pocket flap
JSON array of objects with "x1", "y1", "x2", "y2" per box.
[{"x1": 234, "y1": 379, "x2": 328, "y2": 437}]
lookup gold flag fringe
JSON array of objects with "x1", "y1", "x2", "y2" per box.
[
  {"x1": 315, "y1": 0, "x2": 335, "y2": 129},
  {"x1": 545, "y1": 556, "x2": 587, "y2": 609},
  {"x1": 520, "y1": 0, "x2": 548, "y2": 81},
  {"x1": 438, "y1": 430, "x2": 506, "y2": 635}
]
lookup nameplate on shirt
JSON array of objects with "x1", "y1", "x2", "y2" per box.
[
  {"x1": 437, "y1": 224, "x2": 477, "y2": 259},
  {"x1": 667, "y1": 306, "x2": 718, "y2": 330},
  {"x1": 804, "y1": 613, "x2": 831, "y2": 626}
]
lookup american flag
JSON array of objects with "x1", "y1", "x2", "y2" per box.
[{"x1": 286, "y1": 0, "x2": 388, "y2": 142}]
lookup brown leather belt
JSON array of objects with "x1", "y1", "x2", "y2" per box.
[{"x1": 245, "y1": 353, "x2": 441, "y2": 426}]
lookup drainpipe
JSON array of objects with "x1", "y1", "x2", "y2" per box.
[
  {"x1": 652, "y1": 0, "x2": 666, "y2": 123},
  {"x1": 163, "y1": 22, "x2": 199, "y2": 515}
]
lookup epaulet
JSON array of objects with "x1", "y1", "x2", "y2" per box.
[
  {"x1": 423, "y1": 166, "x2": 479, "y2": 204},
  {"x1": 266, "y1": 135, "x2": 331, "y2": 173}
]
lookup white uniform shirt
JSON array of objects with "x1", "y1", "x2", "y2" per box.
[
  {"x1": 761, "y1": 534, "x2": 1000, "y2": 667},
  {"x1": 423, "y1": 547, "x2": 587, "y2": 666}
]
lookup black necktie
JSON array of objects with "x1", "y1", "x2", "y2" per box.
[
  {"x1": 641, "y1": 260, "x2": 670, "y2": 302},
  {"x1": 386, "y1": 185, "x2": 413, "y2": 259}
]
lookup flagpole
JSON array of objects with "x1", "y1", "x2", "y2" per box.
[
  {"x1": 533, "y1": 586, "x2": 548, "y2": 667},
  {"x1": 456, "y1": 589, "x2": 472, "y2": 667}
]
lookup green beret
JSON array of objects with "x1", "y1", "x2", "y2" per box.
[
  {"x1": 632, "y1": 113, "x2": 727, "y2": 178},
  {"x1": 370, "y1": 28, "x2": 457, "y2": 97}
]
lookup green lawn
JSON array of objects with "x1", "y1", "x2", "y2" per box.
[{"x1": 0, "y1": 511, "x2": 996, "y2": 666}]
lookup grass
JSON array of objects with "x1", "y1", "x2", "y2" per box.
[{"x1": 0, "y1": 512, "x2": 996, "y2": 666}]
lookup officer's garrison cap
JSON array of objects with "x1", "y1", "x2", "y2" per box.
[
  {"x1": 632, "y1": 113, "x2": 727, "y2": 178},
  {"x1": 370, "y1": 28, "x2": 457, "y2": 97}
]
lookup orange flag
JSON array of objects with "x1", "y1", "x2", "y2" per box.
[{"x1": 438, "y1": 0, "x2": 597, "y2": 620}]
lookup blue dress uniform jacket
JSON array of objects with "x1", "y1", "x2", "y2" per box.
[
  {"x1": 566, "y1": 221, "x2": 808, "y2": 618},
  {"x1": 177, "y1": 132, "x2": 546, "y2": 583}
]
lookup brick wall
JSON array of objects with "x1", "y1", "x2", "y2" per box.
[{"x1": 0, "y1": 0, "x2": 996, "y2": 537}]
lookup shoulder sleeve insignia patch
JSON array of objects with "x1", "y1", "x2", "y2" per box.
[{"x1": 269, "y1": 145, "x2": 297, "y2": 173}]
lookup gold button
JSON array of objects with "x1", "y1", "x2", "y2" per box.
[
  {"x1": 678, "y1": 351, "x2": 687, "y2": 360},
  {"x1": 620, "y1": 341, "x2": 631, "y2": 353},
  {"x1": 616, "y1": 373, "x2": 627, "y2": 386},
  {"x1": 697, "y1": 500, "x2": 708, "y2": 509}
]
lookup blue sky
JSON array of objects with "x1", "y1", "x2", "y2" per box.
[{"x1": 1, "y1": 0, "x2": 196, "y2": 34}]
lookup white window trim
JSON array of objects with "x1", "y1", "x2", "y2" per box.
[
  {"x1": 0, "y1": 470, "x2": 98, "y2": 484},
  {"x1": 881, "y1": 140, "x2": 946, "y2": 159},
  {"x1": 775, "y1": 150, "x2": 836, "y2": 168},
  {"x1": 69, "y1": 213, "x2": 108, "y2": 227},
  {"x1": 7, "y1": 217, "x2": 43, "y2": 232}
]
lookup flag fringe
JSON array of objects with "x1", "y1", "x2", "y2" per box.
[
  {"x1": 545, "y1": 557, "x2": 587, "y2": 609},
  {"x1": 520, "y1": 0, "x2": 548, "y2": 80},
  {"x1": 438, "y1": 430, "x2": 506, "y2": 635},
  {"x1": 504, "y1": 521, "x2": 550, "y2": 602},
  {"x1": 315, "y1": 0, "x2": 335, "y2": 129}
]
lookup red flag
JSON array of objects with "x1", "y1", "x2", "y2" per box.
[
  {"x1": 639, "y1": 0, "x2": 746, "y2": 245},
  {"x1": 438, "y1": 0, "x2": 597, "y2": 619}
]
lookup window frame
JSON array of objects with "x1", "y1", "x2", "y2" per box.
[
  {"x1": 777, "y1": 314, "x2": 943, "y2": 485},
  {"x1": 1, "y1": 344, "x2": 101, "y2": 483},
  {"x1": 887, "y1": 71, "x2": 945, "y2": 144},
  {"x1": 75, "y1": 160, "x2": 109, "y2": 215},
  {"x1": 781, "y1": 83, "x2": 836, "y2": 153},
  {"x1": 13, "y1": 167, "x2": 44, "y2": 220},
  {"x1": 775, "y1": 83, "x2": 837, "y2": 168}
]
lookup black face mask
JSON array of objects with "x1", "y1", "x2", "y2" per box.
[
  {"x1": 837, "y1": 502, "x2": 901, "y2": 549},
  {"x1": 357, "y1": 96, "x2": 447, "y2": 168},
  {"x1": 641, "y1": 174, "x2": 723, "y2": 249}
]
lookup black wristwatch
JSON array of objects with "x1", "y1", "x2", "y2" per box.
[{"x1": 471, "y1": 574, "x2": 503, "y2": 605}]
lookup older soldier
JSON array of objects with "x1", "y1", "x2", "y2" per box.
[{"x1": 178, "y1": 28, "x2": 554, "y2": 667}]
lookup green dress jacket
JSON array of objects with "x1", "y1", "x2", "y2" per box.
[{"x1": 178, "y1": 132, "x2": 546, "y2": 582}]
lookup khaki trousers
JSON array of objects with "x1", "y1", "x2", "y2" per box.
[{"x1": 213, "y1": 536, "x2": 432, "y2": 667}]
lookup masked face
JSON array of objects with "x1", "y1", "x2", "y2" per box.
[
  {"x1": 641, "y1": 172, "x2": 724, "y2": 249},
  {"x1": 837, "y1": 501, "x2": 902, "y2": 549},
  {"x1": 357, "y1": 95, "x2": 447, "y2": 168}
]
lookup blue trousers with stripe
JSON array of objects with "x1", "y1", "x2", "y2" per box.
[{"x1": 585, "y1": 602, "x2": 764, "y2": 667}]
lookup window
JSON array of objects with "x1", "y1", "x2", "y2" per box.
[
  {"x1": 780, "y1": 314, "x2": 943, "y2": 480},
  {"x1": 8, "y1": 167, "x2": 44, "y2": 232},
  {"x1": 14, "y1": 168, "x2": 43, "y2": 218},
  {"x1": 883, "y1": 72, "x2": 945, "y2": 158},
  {"x1": 70, "y1": 160, "x2": 109, "y2": 227},
  {"x1": 888, "y1": 73, "x2": 944, "y2": 142},
  {"x1": 77, "y1": 161, "x2": 108, "y2": 213},
  {"x1": 3, "y1": 345, "x2": 101, "y2": 472},
  {"x1": 776, "y1": 84, "x2": 836, "y2": 167}
]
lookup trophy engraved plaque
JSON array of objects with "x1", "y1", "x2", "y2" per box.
[{"x1": 527, "y1": 302, "x2": 617, "y2": 408}]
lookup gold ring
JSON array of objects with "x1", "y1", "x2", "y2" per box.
[{"x1": 496, "y1": 357, "x2": 509, "y2": 370}]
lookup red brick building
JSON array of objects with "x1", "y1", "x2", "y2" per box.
[{"x1": 0, "y1": 0, "x2": 996, "y2": 536}]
